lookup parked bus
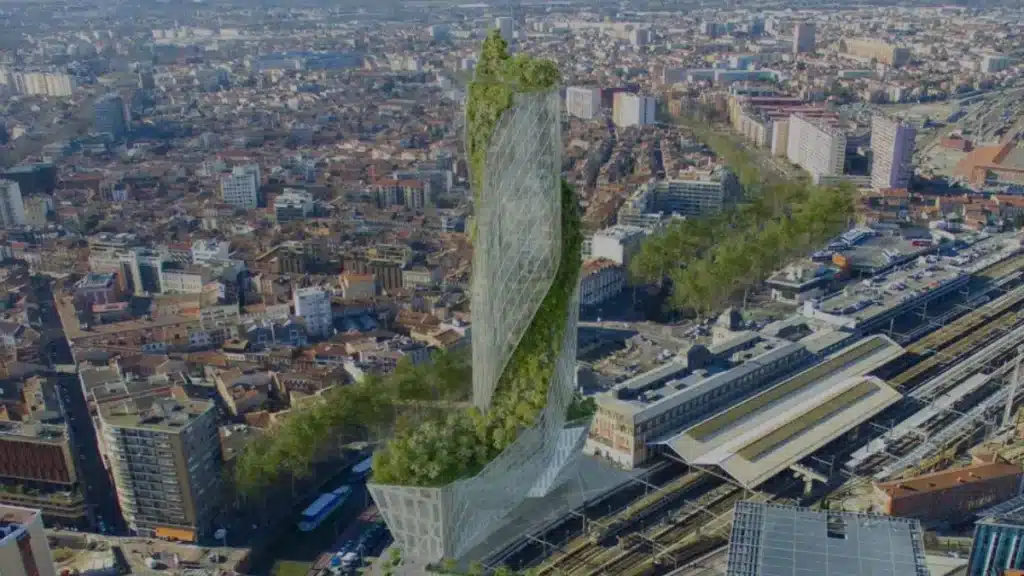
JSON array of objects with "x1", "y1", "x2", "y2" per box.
[{"x1": 298, "y1": 486, "x2": 352, "y2": 532}]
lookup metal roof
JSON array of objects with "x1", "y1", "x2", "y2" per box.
[
  {"x1": 659, "y1": 335, "x2": 905, "y2": 488},
  {"x1": 726, "y1": 501, "x2": 929, "y2": 576}
]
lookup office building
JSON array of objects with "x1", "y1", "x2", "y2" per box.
[
  {"x1": 585, "y1": 334, "x2": 810, "y2": 468},
  {"x1": 130, "y1": 248, "x2": 165, "y2": 294},
  {"x1": 871, "y1": 114, "x2": 916, "y2": 191},
  {"x1": 274, "y1": 189, "x2": 315, "y2": 223},
  {"x1": 842, "y1": 38, "x2": 911, "y2": 68},
  {"x1": 0, "y1": 377, "x2": 87, "y2": 527},
  {"x1": 792, "y1": 22, "x2": 816, "y2": 54},
  {"x1": 294, "y1": 286, "x2": 332, "y2": 339},
  {"x1": 0, "y1": 164, "x2": 56, "y2": 197},
  {"x1": 589, "y1": 224, "x2": 646, "y2": 267},
  {"x1": 787, "y1": 113, "x2": 847, "y2": 183},
  {"x1": 93, "y1": 94, "x2": 128, "y2": 141},
  {"x1": 0, "y1": 180, "x2": 26, "y2": 228},
  {"x1": 494, "y1": 17, "x2": 514, "y2": 43},
  {"x1": 0, "y1": 505, "x2": 57, "y2": 576},
  {"x1": 565, "y1": 86, "x2": 601, "y2": 120},
  {"x1": 99, "y1": 392, "x2": 222, "y2": 541},
  {"x1": 613, "y1": 93, "x2": 656, "y2": 127},
  {"x1": 618, "y1": 170, "x2": 742, "y2": 227},
  {"x1": 219, "y1": 164, "x2": 260, "y2": 210},
  {"x1": 967, "y1": 496, "x2": 1024, "y2": 575},
  {"x1": 727, "y1": 501, "x2": 928, "y2": 576}
]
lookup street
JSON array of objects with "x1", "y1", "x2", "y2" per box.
[{"x1": 35, "y1": 276, "x2": 124, "y2": 534}]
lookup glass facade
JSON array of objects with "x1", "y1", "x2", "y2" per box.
[
  {"x1": 968, "y1": 521, "x2": 1024, "y2": 576},
  {"x1": 369, "y1": 88, "x2": 589, "y2": 563}
]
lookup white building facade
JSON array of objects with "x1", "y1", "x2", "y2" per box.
[
  {"x1": 0, "y1": 180, "x2": 26, "y2": 228},
  {"x1": 294, "y1": 286, "x2": 332, "y2": 339},
  {"x1": 580, "y1": 259, "x2": 626, "y2": 306},
  {"x1": 0, "y1": 505, "x2": 57, "y2": 576},
  {"x1": 219, "y1": 165, "x2": 260, "y2": 210},
  {"x1": 871, "y1": 114, "x2": 916, "y2": 191},
  {"x1": 613, "y1": 93, "x2": 657, "y2": 127},
  {"x1": 590, "y1": 225, "x2": 647, "y2": 268},
  {"x1": 565, "y1": 86, "x2": 601, "y2": 120},
  {"x1": 786, "y1": 114, "x2": 846, "y2": 183}
]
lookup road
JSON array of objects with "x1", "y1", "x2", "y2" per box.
[{"x1": 35, "y1": 276, "x2": 124, "y2": 535}]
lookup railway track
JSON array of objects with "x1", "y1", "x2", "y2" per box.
[
  {"x1": 536, "y1": 471, "x2": 710, "y2": 576},
  {"x1": 580, "y1": 485, "x2": 744, "y2": 576},
  {"x1": 892, "y1": 292, "x2": 1024, "y2": 390}
]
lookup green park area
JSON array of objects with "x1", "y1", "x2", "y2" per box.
[{"x1": 629, "y1": 114, "x2": 856, "y2": 317}]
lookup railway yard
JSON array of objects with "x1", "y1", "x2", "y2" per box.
[{"x1": 486, "y1": 243, "x2": 1024, "y2": 576}]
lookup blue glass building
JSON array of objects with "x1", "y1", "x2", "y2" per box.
[{"x1": 968, "y1": 495, "x2": 1024, "y2": 576}]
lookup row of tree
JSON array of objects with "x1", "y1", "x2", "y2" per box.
[
  {"x1": 234, "y1": 349, "x2": 472, "y2": 495},
  {"x1": 630, "y1": 115, "x2": 855, "y2": 317}
]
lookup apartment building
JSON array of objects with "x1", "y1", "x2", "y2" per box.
[
  {"x1": 786, "y1": 113, "x2": 847, "y2": 183},
  {"x1": 871, "y1": 114, "x2": 916, "y2": 191},
  {"x1": 566, "y1": 86, "x2": 601, "y2": 120},
  {"x1": 0, "y1": 505, "x2": 57, "y2": 576},
  {"x1": 99, "y1": 393, "x2": 222, "y2": 542},
  {"x1": 618, "y1": 169, "x2": 742, "y2": 227},
  {"x1": 219, "y1": 165, "x2": 260, "y2": 210},
  {"x1": 3, "y1": 70, "x2": 75, "y2": 97},
  {"x1": 843, "y1": 38, "x2": 911, "y2": 68},
  {"x1": 589, "y1": 224, "x2": 647, "y2": 267},
  {"x1": 580, "y1": 259, "x2": 625, "y2": 307},
  {"x1": 294, "y1": 286, "x2": 332, "y2": 339},
  {"x1": 613, "y1": 93, "x2": 656, "y2": 127},
  {"x1": 274, "y1": 189, "x2": 315, "y2": 223},
  {"x1": 0, "y1": 180, "x2": 26, "y2": 229}
]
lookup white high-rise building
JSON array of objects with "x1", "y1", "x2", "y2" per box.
[
  {"x1": 495, "y1": 17, "x2": 515, "y2": 43},
  {"x1": 0, "y1": 180, "x2": 26, "y2": 228},
  {"x1": 613, "y1": 93, "x2": 657, "y2": 127},
  {"x1": 786, "y1": 114, "x2": 846, "y2": 182},
  {"x1": 219, "y1": 164, "x2": 260, "y2": 209},
  {"x1": 10, "y1": 72, "x2": 75, "y2": 97},
  {"x1": 0, "y1": 505, "x2": 57, "y2": 576},
  {"x1": 871, "y1": 114, "x2": 916, "y2": 191},
  {"x1": 565, "y1": 87, "x2": 601, "y2": 120},
  {"x1": 294, "y1": 286, "x2": 332, "y2": 339}
]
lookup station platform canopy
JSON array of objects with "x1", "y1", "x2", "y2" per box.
[{"x1": 657, "y1": 335, "x2": 905, "y2": 488}]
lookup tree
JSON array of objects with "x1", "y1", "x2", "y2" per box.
[{"x1": 388, "y1": 547, "x2": 403, "y2": 567}]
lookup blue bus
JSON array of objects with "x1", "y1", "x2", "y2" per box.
[
  {"x1": 298, "y1": 486, "x2": 351, "y2": 532},
  {"x1": 350, "y1": 457, "x2": 372, "y2": 482}
]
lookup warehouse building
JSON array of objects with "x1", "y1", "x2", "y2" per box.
[{"x1": 874, "y1": 459, "x2": 1023, "y2": 525}]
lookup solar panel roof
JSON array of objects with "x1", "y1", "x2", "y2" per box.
[{"x1": 726, "y1": 501, "x2": 929, "y2": 576}]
